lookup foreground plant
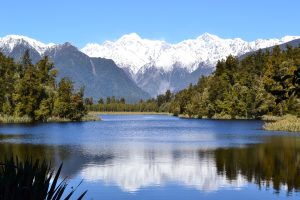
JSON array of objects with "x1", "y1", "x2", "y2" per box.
[{"x1": 0, "y1": 157, "x2": 87, "y2": 200}]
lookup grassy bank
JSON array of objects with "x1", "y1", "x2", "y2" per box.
[
  {"x1": 263, "y1": 115, "x2": 300, "y2": 132},
  {"x1": 47, "y1": 114, "x2": 100, "y2": 122},
  {"x1": 178, "y1": 113, "x2": 250, "y2": 120},
  {"x1": 0, "y1": 115, "x2": 32, "y2": 123},
  {"x1": 0, "y1": 114, "x2": 100, "y2": 124},
  {"x1": 179, "y1": 113, "x2": 300, "y2": 132},
  {"x1": 90, "y1": 111, "x2": 169, "y2": 115}
]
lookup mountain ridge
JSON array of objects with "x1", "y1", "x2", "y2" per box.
[
  {"x1": 1, "y1": 33, "x2": 300, "y2": 97},
  {"x1": 81, "y1": 33, "x2": 300, "y2": 75},
  {"x1": 0, "y1": 36, "x2": 150, "y2": 102},
  {"x1": 80, "y1": 33, "x2": 300, "y2": 96}
]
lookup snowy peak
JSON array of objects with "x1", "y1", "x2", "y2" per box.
[
  {"x1": 119, "y1": 32, "x2": 142, "y2": 41},
  {"x1": 82, "y1": 33, "x2": 169, "y2": 75},
  {"x1": 0, "y1": 35, "x2": 55, "y2": 55},
  {"x1": 81, "y1": 33, "x2": 300, "y2": 75},
  {"x1": 197, "y1": 32, "x2": 221, "y2": 42},
  {"x1": 1, "y1": 33, "x2": 300, "y2": 76}
]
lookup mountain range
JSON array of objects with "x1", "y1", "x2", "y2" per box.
[
  {"x1": 82, "y1": 33, "x2": 300, "y2": 96},
  {"x1": 0, "y1": 35, "x2": 149, "y2": 102},
  {"x1": 1, "y1": 33, "x2": 300, "y2": 100}
]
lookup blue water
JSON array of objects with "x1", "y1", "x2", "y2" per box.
[{"x1": 0, "y1": 114, "x2": 299, "y2": 199}]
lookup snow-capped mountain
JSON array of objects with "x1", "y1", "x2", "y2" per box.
[
  {"x1": 0, "y1": 35, "x2": 150, "y2": 102},
  {"x1": 0, "y1": 35, "x2": 55, "y2": 55},
  {"x1": 81, "y1": 33, "x2": 300, "y2": 96},
  {"x1": 81, "y1": 33, "x2": 300, "y2": 76},
  {"x1": 1, "y1": 33, "x2": 300, "y2": 98}
]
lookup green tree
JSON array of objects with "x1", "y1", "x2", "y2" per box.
[
  {"x1": 98, "y1": 98, "x2": 104, "y2": 104},
  {"x1": 53, "y1": 78, "x2": 73, "y2": 119},
  {"x1": 13, "y1": 64, "x2": 44, "y2": 118}
]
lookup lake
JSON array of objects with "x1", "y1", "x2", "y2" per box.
[{"x1": 0, "y1": 114, "x2": 300, "y2": 200}]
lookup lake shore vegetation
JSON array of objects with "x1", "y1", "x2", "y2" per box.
[
  {"x1": 0, "y1": 50, "x2": 99, "y2": 123},
  {"x1": 86, "y1": 89, "x2": 173, "y2": 113},
  {"x1": 263, "y1": 115, "x2": 300, "y2": 132}
]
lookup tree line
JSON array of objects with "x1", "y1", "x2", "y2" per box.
[
  {"x1": 169, "y1": 45, "x2": 300, "y2": 119},
  {"x1": 0, "y1": 50, "x2": 86, "y2": 122},
  {"x1": 86, "y1": 90, "x2": 173, "y2": 112}
]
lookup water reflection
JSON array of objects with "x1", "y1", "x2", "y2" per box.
[
  {"x1": 215, "y1": 137, "x2": 300, "y2": 194},
  {"x1": 1, "y1": 136, "x2": 300, "y2": 195},
  {"x1": 80, "y1": 147, "x2": 245, "y2": 192},
  {"x1": 0, "y1": 133, "x2": 32, "y2": 141}
]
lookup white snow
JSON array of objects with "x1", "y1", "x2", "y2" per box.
[
  {"x1": 0, "y1": 35, "x2": 55, "y2": 55},
  {"x1": 81, "y1": 33, "x2": 300, "y2": 75},
  {"x1": 1, "y1": 33, "x2": 299, "y2": 76}
]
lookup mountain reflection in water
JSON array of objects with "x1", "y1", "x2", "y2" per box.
[{"x1": 1, "y1": 136, "x2": 300, "y2": 194}]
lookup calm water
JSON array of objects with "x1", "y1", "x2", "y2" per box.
[{"x1": 0, "y1": 114, "x2": 300, "y2": 200}]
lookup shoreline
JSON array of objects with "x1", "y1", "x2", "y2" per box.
[
  {"x1": 263, "y1": 115, "x2": 300, "y2": 132},
  {"x1": 177, "y1": 114, "x2": 255, "y2": 120},
  {"x1": 89, "y1": 111, "x2": 170, "y2": 115},
  {"x1": 2, "y1": 112, "x2": 299, "y2": 133},
  {"x1": 179, "y1": 114, "x2": 300, "y2": 132},
  {"x1": 0, "y1": 114, "x2": 100, "y2": 124},
  {"x1": 88, "y1": 111, "x2": 172, "y2": 115}
]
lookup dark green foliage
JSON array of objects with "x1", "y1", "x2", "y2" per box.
[
  {"x1": 169, "y1": 45, "x2": 300, "y2": 118},
  {"x1": 0, "y1": 51, "x2": 86, "y2": 122},
  {"x1": 88, "y1": 89, "x2": 174, "y2": 113},
  {"x1": 84, "y1": 97, "x2": 93, "y2": 106},
  {"x1": 53, "y1": 79, "x2": 87, "y2": 121},
  {"x1": 97, "y1": 98, "x2": 104, "y2": 104},
  {"x1": 215, "y1": 137, "x2": 300, "y2": 193},
  {"x1": 0, "y1": 157, "x2": 87, "y2": 200}
]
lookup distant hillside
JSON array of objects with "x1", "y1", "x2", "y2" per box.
[
  {"x1": 240, "y1": 38, "x2": 300, "y2": 59},
  {"x1": 0, "y1": 36, "x2": 150, "y2": 102}
]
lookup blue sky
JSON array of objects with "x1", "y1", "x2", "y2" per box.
[{"x1": 1, "y1": 0, "x2": 299, "y2": 47}]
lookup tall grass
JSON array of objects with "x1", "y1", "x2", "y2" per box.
[
  {"x1": 0, "y1": 114, "x2": 100, "y2": 124},
  {"x1": 47, "y1": 114, "x2": 100, "y2": 123},
  {"x1": 0, "y1": 157, "x2": 87, "y2": 200},
  {"x1": 263, "y1": 115, "x2": 300, "y2": 132},
  {"x1": 261, "y1": 115, "x2": 283, "y2": 121},
  {"x1": 0, "y1": 115, "x2": 32, "y2": 123},
  {"x1": 81, "y1": 114, "x2": 101, "y2": 121}
]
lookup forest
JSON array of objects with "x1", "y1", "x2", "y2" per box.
[
  {"x1": 0, "y1": 50, "x2": 87, "y2": 122},
  {"x1": 169, "y1": 45, "x2": 300, "y2": 119}
]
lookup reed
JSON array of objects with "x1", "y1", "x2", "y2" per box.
[
  {"x1": 47, "y1": 114, "x2": 100, "y2": 123},
  {"x1": 81, "y1": 114, "x2": 101, "y2": 121},
  {"x1": 263, "y1": 115, "x2": 300, "y2": 132},
  {"x1": 0, "y1": 114, "x2": 100, "y2": 124},
  {"x1": 89, "y1": 111, "x2": 168, "y2": 115},
  {"x1": 46, "y1": 116, "x2": 73, "y2": 122},
  {"x1": 261, "y1": 115, "x2": 283, "y2": 121},
  {"x1": 0, "y1": 115, "x2": 32, "y2": 123}
]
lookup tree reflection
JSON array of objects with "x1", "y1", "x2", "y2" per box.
[
  {"x1": 0, "y1": 141, "x2": 114, "y2": 179},
  {"x1": 214, "y1": 136, "x2": 300, "y2": 193},
  {"x1": 1, "y1": 135, "x2": 300, "y2": 194}
]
